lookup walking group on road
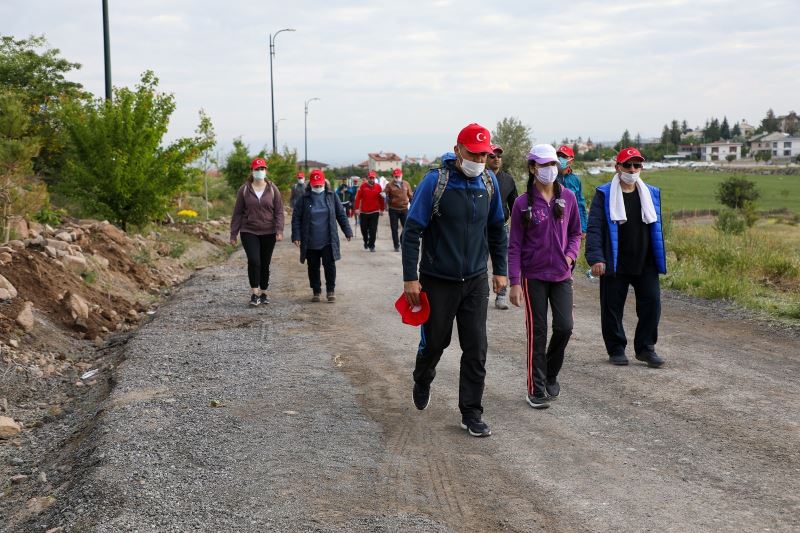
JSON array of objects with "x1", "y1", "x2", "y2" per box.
[{"x1": 228, "y1": 122, "x2": 667, "y2": 438}]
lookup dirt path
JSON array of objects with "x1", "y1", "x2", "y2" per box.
[{"x1": 30, "y1": 219, "x2": 800, "y2": 532}]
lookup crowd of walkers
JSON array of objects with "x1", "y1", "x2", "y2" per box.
[{"x1": 230, "y1": 122, "x2": 667, "y2": 438}]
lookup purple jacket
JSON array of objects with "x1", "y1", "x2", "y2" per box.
[
  {"x1": 508, "y1": 186, "x2": 582, "y2": 285},
  {"x1": 230, "y1": 181, "x2": 284, "y2": 240}
]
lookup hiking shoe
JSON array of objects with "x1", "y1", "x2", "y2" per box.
[
  {"x1": 545, "y1": 379, "x2": 560, "y2": 399},
  {"x1": 495, "y1": 296, "x2": 509, "y2": 310},
  {"x1": 259, "y1": 293, "x2": 269, "y2": 305},
  {"x1": 526, "y1": 392, "x2": 551, "y2": 409},
  {"x1": 249, "y1": 294, "x2": 260, "y2": 306},
  {"x1": 609, "y1": 353, "x2": 629, "y2": 366},
  {"x1": 635, "y1": 352, "x2": 665, "y2": 368},
  {"x1": 369, "y1": 247, "x2": 376, "y2": 252},
  {"x1": 326, "y1": 292, "x2": 336, "y2": 303},
  {"x1": 412, "y1": 383, "x2": 430, "y2": 410},
  {"x1": 394, "y1": 246, "x2": 400, "y2": 252},
  {"x1": 363, "y1": 243, "x2": 368, "y2": 250},
  {"x1": 311, "y1": 293, "x2": 321, "y2": 302},
  {"x1": 460, "y1": 418, "x2": 492, "y2": 437}
]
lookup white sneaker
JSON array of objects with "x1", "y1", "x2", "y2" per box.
[{"x1": 495, "y1": 296, "x2": 509, "y2": 310}]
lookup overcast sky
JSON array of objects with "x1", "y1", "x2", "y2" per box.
[{"x1": 5, "y1": 0, "x2": 799, "y2": 166}]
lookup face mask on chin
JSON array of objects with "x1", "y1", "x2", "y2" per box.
[
  {"x1": 311, "y1": 186, "x2": 325, "y2": 193},
  {"x1": 619, "y1": 171, "x2": 640, "y2": 184},
  {"x1": 535, "y1": 165, "x2": 558, "y2": 184}
]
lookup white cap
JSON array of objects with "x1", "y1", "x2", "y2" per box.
[{"x1": 527, "y1": 144, "x2": 558, "y2": 164}]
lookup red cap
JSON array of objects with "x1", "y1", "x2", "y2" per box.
[
  {"x1": 392, "y1": 168, "x2": 402, "y2": 177},
  {"x1": 394, "y1": 292, "x2": 430, "y2": 326},
  {"x1": 251, "y1": 158, "x2": 267, "y2": 170},
  {"x1": 367, "y1": 170, "x2": 377, "y2": 178},
  {"x1": 456, "y1": 123, "x2": 492, "y2": 154},
  {"x1": 309, "y1": 169, "x2": 326, "y2": 186},
  {"x1": 296, "y1": 172, "x2": 305, "y2": 179},
  {"x1": 490, "y1": 144, "x2": 504, "y2": 155},
  {"x1": 556, "y1": 145, "x2": 575, "y2": 158},
  {"x1": 616, "y1": 147, "x2": 645, "y2": 164}
]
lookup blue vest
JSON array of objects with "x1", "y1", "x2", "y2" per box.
[{"x1": 597, "y1": 182, "x2": 667, "y2": 274}]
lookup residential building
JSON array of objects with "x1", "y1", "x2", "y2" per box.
[
  {"x1": 738, "y1": 119, "x2": 756, "y2": 138},
  {"x1": 366, "y1": 151, "x2": 402, "y2": 173},
  {"x1": 771, "y1": 137, "x2": 800, "y2": 159},
  {"x1": 404, "y1": 155, "x2": 432, "y2": 166},
  {"x1": 749, "y1": 132, "x2": 790, "y2": 155},
  {"x1": 699, "y1": 141, "x2": 742, "y2": 162},
  {"x1": 297, "y1": 160, "x2": 328, "y2": 171}
]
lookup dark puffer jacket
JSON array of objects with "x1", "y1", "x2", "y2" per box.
[{"x1": 291, "y1": 189, "x2": 353, "y2": 264}]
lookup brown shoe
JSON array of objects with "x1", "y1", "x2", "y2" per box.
[
  {"x1": 326, "y1": 292, "x2": 336, "y2": 302},
  {"x1": 311, "y1": 293, "x2": 321, "y2": 302}
]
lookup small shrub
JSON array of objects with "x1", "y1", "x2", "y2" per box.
[
  {"x1": 80, "y1": 271, "x2": 97, "y2": 284},
  {"x1": 714, "y1": 209, "x2": 746, "y2": 235},
  {"x1": 169, "y1": 241, "x2": 187, "y2": 258},
  {"x1": 33, "y1": 206, "x2": 67, "y2": 226}
]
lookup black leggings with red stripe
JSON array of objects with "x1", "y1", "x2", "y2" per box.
[{"x1": 522, "y1": 278, "x2": 574, "y2": 396}]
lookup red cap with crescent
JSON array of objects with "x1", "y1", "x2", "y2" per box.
[
  {"x1": 615, "y1": 147, "x2": 645, "y2": 164},
  {"x1": 457, "y1": 123, "x2": 493, "y2": 154}
]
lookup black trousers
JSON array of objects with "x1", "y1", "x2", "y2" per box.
[
  {"x1": 388, "y1": 208, "x2": 407, "y2": 249},
  {"x1": 359, "y1": 212, "x2": 379, "y2": 249},
  {"x1": 306, "y1": 245, "x2": 336, "y2": 294},
  {"x1": 240, "y1": 232, "x2": 277, "y2": 290},
  {"x1": 413, "y1": 273, "x2": 489, "y2": 420},
  {"x1": 522, "y1": 278, "x2": 574, "y2": 396},
  {"x1": 599, "y1": 267, "x2": 661, "y2": 357}
]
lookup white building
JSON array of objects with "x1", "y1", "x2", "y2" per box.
[
  {"x1": 366, "y1": 152, "x2": 402, "y2": 173},
  {"x1": 738, "y1": 119, "x2": 756, "y2": 138},
  {"x1": 749, "y1": 132, "x2": 789, "y2": 155},
  {"x1": 770, "y1": 137, "x2": 800, "y2": 159},
  {"x1": 699, "y1": 141, "x2": 742, "y2": 162}
]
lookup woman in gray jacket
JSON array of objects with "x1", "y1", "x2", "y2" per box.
[{"x1": 230, "y1": 158, "x2": 284, "y2": 306}]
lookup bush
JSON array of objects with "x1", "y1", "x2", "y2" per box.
[
  {"x1": 717, "y1": 176, "x2": 760, "y2": 210},
  {"x1": 714, "y1": 208, "x2": 746, "y2": 235}
]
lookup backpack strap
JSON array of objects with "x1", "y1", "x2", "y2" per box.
[
  {"x1": 431, "y1": 167, "x2": 450, "y2": 219},
  {"x1": 481, "y1": 170, "x2": 495, "y2": 203}
]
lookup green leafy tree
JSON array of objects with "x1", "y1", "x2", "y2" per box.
[
  {"x1": 58, "y1": 71, "x2": 212, "y2": 230},
  {"x1": 731, "y1": 122, "x2": 741, "y2": 138},
  {"x1": 266, "y1": 147, "x2": 299, "y2": 191},
  {"x1": 223, "y1": 138, "x2": 252, "y2": 191},
  {"x1": 0, "y1": 35, "x2": 88, "y2": 178},
  {"x1": 0, "y1": 91, "x2": 47, "y2": 242},
  {"x1": 720, "y1": 116, "x2": 731, "y2": 140},
  {"x1": 783, "y1": 111, "x2": 798, "y2": 135},
  {"x1": 670, "y1": 120, "x2": 682, "y2": 146},
  {"x1": 680, "y1": 120, "x2": 689, "y2": 134},
  {"x1": 759, "y1": 108, "x2": 779, "y2": 133},
  {"x1": 614, "y1": 130, "x2": 632, "y2": 151},
  {"x1": 184, "y1": 109, "x2": 216, "y2": 218},
  {"x1": 660, "y1": 125, "x2": 672, "y2": 147},
  {"x1": 717, "y1": 176, "x2": 760, "y2": 210},
  {"x1": 491, "y1": 117, "x2": 532, "y2": 180}
]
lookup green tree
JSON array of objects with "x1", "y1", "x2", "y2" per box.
[
  {"x1": 716, "y1": 176, "x2": 760, "y2": 210},
  {"x1": 705, "y1": 118, "x2": 721, "y2": 142},
  {"x1": 680, "y1": 120, "x2": 689, "y2": 134},
  {"x1": 58, "y1": 71, "x2": 212, "y2": 230},
  {"x1": 0, "y1": 91, "x2": 47, "y2": 242},
  {"x1": 615, "y1": 130, "x2": 632, "y2": 151},
  {"x1": 266, "y1": 147, "x2": 299, "y2": 191},
  {"x1": 491, "y1": 116, "x2": 532, "y2": 180},
  {"x1": 223, "y1": 138, "x2": 252, "y2": 191},
  {"x1": 731, "y1": 122, "x2": 741, "y2": 138},
  {"x1": 184, "y1": 109, "x2": 216, "y2": 219},
  {"x1": 670, "y1": 120, "x2": 682, "y2": 146},
  {"x1": 783, "y1": 111, "x2": 798, "y2": 135},
  {"x1": 0, "y1": 35, "x2": 88, "y2": 178},
  {"x1": 760, "y1": 108, "x2": 779, "y2": 133},
  {"x1": 720, "y1": 116, "x2": 731, "y2": 140}
]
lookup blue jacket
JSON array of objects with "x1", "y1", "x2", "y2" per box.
[
  {"x1": 558, "y1": 171, "x2": 588, "y2": 232},
  {"x1": 291, "y1": 190, "x2": 353, "y2": 264},
  {"x1": 585, "y1": 182, "x2": 667, "y2": 275},
  {"x1": 401, "y1": 156, "x2": 508, "y2": 282}
]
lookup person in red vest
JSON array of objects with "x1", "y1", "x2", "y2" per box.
[{"x1": 354, "y1": 170, "x2": 385, "y2": 252}]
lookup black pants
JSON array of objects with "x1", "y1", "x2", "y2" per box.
[
  {"x1": 388, "y1": 208, "x2": 407, "y2": 249},
  {"x1": 522, "y1": 278, "x2": 574, "y2": 396},
  {"x1": 359, "y1": 212, "x2": 379, "y2": 249},
  {"x1": 599, "y1": 267, "x2": 661, "y2": 357},
  {"x1": 240, "y1": 232, "x2": 277, "y2": 290},
  {"x1": 306, "y1": 245, "x2": 336, "y2": 294},
  {"x1": 413, "y1": 273, "x2": 489, "y2": 420}
]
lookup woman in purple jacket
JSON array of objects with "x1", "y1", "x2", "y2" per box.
[
  {"x1": 508, "y1": 145, "x2": 582, "y2": 409},
  {"x1": 230, "y1": 158, "x2": 284, "y2": 306}
]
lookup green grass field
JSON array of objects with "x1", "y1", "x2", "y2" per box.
[{"x1": 577, "y1": 169, "x2": 800, "y2": 214}]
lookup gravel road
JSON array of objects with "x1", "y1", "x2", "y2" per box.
[{"x1": 23, "y1": 220, "x2": 800, "y2": 532}]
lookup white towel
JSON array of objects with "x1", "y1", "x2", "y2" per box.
[{"x1": 609, "y1": 174, "x2": 657, "y2": 225}]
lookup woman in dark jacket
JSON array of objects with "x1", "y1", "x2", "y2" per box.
[
  {"x1": 291, "y1": 169, "x2": 353, "y2": 302},
  {"x1": 230, "y1": 158, "x2": 284, "y2": 306}
]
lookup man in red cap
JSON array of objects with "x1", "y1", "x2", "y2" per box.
[
  {"x1": 486, "y1": 144, "x2": 518, "y2": 309},
  {"x1": 585, "y1": 147, "x2": 667, "y2": 368},
  {"x1": 354, "y1": 170, "x2": 384, "y2": 252},
  {"x1": 383, "y1": 167, "x2": 414, "y2": 251},
  {"x1": 402, "y1": 122, "x2": 508, "y2": 438},
  {"x1": 556, "y1": 145, "x2": 588, "y2": 237},
  {"x1": 290, "y1": 171, "x2": 306, "y2": 210}
]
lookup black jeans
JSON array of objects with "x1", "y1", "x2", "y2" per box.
[
  {"x1": 306, "y1": 245, "x2": 336, "y2": 294},
  {"x1": 388, "y1": 208, "x2": 407, "y2": 249},
  {"x1": 359, "y1": 212, "x2": 379, "y2": 249},
  {"x1": 599, "y1": 267, "x2": 661, "y2": 357},
  {"x1": 413, "y1": 273, "x2": 489, "y2": 420},
  {"x1": 522, "y1": 278, "x2": 574, "y2": 396},
  {"x1": 240, "y1": 232, "x2": 277, "y2": 290}
]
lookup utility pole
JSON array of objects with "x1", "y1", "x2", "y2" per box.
[
  {"x1": 269, "y1": 28, "x2": 295, "y2": 153},
  {"x1": 102, "y1": 0, "x2": 112, "y2": 101},
  {"x1": 304, "y1": 97, "x2": 320, "y2": 174}
]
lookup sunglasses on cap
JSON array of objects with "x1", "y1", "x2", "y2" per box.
[{"x1": 621, "y1": 161, "x2": 643, "y2": 169}]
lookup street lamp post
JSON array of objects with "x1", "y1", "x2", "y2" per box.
[
  {"x1": 269, "y1": 28, "x2": 295, "y2": 153},
  {"x1": 102, "y1": 0, "x2": 112, "y2": 101},
  {"x1": 304, "y1": 97, "x2": 320, "y2": 174}
]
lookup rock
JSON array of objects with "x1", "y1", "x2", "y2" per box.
[
  {"x1": 46, "y1": 527, "x2": 63, "y2": 533},
  {"x1": 45, "y1": 238, "x2": 69, "y2": 251},
  {"x1": 97, "y1": 222, "x2": 127, "y2": 243},
  {"x1": 8, "y1": 239, "x2": 24, "y2": 249},
  {"x1": 44, "y1": 246, "x2": 58, "y2": 258},
  {"x1": 28, "y1": 220, "x2": 43, "y2": 234},
  {"x1": 0, "y1": 398, "x2": 7, "y2": 412},
  {"x1": 9, "y1": 338, "x2": 19, "y2": 348},
  {"x1": 63, "y1": 292, "x2": 89, "y2": 320},
  {"x1": 55, "y1": 231, "x2": 72, "y2": 242},
  {"x1": 16, "y1": 301, "x2": 35, "y2": 333},
  {"x1": 56, "y1": 249, "x2": 68, "y2": 258},
  {"x1": 0, "y1": 251, "x2": 12, "y2": 264},
  {"x1": 91, "y1": 254, "x2": 110, "y2": 268},
  {"x1": 0, "y1": 416, "x2": 22, "y2": 438},
  {"x1": 10, "y1": 474, "x2": 28, "y2": 484},
  {"x1": 0, "y1": 274, "x2": 18, "y2": 299},
  {"x1": 38, "y1": 471, "x2": 47, "y2": 483},
  {"x1": 28, "y1": 234, "x2": 45, "y2": 245},
  {"x1": 8, "y1": 217, "x2": 29, "y2": 240},
  {"x1": 62, "y1": 254, "x2": 88, "y2": 273},
  {"x1": 26, "y1": 496, "x2": 56, "y2": 513},
  {"x1": 8, "y1": 456, "x2": 24, "y2": 466},
  {"x1": 0, "y1": 288, "x2": 13, "y2": 301}
]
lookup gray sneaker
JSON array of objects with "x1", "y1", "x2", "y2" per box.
[{"x1": 495, "y1": 296, "x2": 509, "y2": 310}]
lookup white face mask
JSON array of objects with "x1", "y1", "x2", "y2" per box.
[
  {"x1": 253, "y1": 170, "x2": 267, "y2": 181},
  {"x1": 460, "y1": 158, "x2": 485, "y2": 178},
  {"x1": 535, "y1": 165, "x2": 558, "y2": 184},
  {"x1": 394, "y1": 178, "x2": 402, "y2": 184},
  {"x1": 311, "y1": 186, "x2": 325, "y2": 193},
  {"x1": 297, "y1": 179, "x2": 305, "y2": 185},
  {"x1": 619, "y1": 171, "x2": 640, "y2": 184}
]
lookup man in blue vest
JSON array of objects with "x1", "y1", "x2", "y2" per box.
[{"x1": 585, "y1": 147, "x2": 667, "y2": 368}]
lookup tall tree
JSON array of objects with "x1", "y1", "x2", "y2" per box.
[
  {"x1": 720, "y1": 116, "x2": 731, "y2": 140},
  {"x1": 660, "y1": 125, "x2": 671, "y2": 146},
  {"x1": 615, "y1": 130, "x2": 632, "y2": 151},
  {"x1": 491, "y1": 117, "x2": 532, "y2": 180},
  {"x1": 223, "y1": 138, "x2": 252, "y2": 191},
  {"x1": 680, "y1": 120, "x2": 689, "y2": 134},
  {"x1": 760, "y1": 109, "x2": 779, "y2": 133},
  {"x1": 731, "y1": 122, "x2": 741, "y2": 138},
  {"x1": 783, "y1": 111, "x2": 798, "y2": 135},
  {"x1": 58, "y1": 71, "x2": 212, "y2": 229},
  {"x1": 670, "y1": 119, "x2": 682, "y2": 146},
  {"x1": 705, "y1": 118, "x2": 721, "y2": 142}
]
